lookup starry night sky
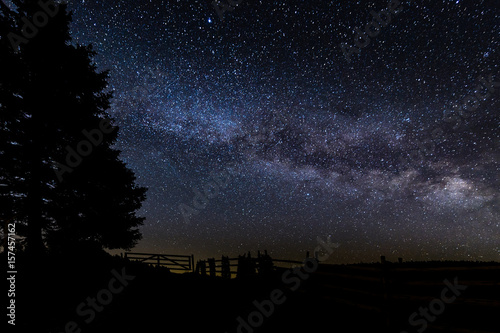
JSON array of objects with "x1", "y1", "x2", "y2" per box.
[{"x1": 50, "y1": 0, "x2": 499, "y2": 262}]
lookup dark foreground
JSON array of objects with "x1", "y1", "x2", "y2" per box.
[{"x1": 5, "y1": 252, "x2": 500, "y2": 333}]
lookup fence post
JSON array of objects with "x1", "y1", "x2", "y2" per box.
[
  {"x1": 258, "y1": 250, "x2": 273, "y2": 277},
  {"x1": 208, "y1": 258, "x2": 216, "y2": 277},
  {"x1": 237, "y1": 254, "x2": 245, "y2": 278},
  {"x1": 248, "y1": 252, "x2": 256, "y2": 276},
  {"x1": 221, "y1": 256, "x2": 230, "y2": 279},
  {"x1": 200, "y1": 260, "x2": 206, "y2": 276},
  {"x1": 191, "y1": 254, "x2": 195, "y2": 272},
  {"x1": 380, "y1": 255, "x2": 392, "y2": 329}
]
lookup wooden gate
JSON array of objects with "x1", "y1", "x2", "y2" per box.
[{"x1": 124, "y1": 252, "x2": 194, "y2": 272}]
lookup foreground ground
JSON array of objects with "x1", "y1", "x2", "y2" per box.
[{"x1": 6, "y1": 252, "x2": 500, "y2": 333}]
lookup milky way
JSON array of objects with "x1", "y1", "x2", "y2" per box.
[{"x1": 64, "y1": 0, "x2": 498, "y2": 263}]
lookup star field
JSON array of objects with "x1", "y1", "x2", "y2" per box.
[{"x1": 65, "y1": 0, "x2": 498, "y2": 263}]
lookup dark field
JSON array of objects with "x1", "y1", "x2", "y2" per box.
[{"x1": 7, "y1": 253, "x2": 499, "y2": 333}]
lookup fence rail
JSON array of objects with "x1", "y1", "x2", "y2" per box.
[{"x1": 302, "y1": 256, "x2": 500, "y2": 333}]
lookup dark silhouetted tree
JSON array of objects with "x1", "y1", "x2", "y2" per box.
[
  {"x1": 0, "y1": 0, "x2": 146, "y2": 258},
  {"x1": 0, "y1": 1, "x2": 26, "y2": 254}
]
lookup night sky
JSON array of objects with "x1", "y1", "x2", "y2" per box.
[{"x1": 41, "y1": 0, "x2": 499, "y2": 262}]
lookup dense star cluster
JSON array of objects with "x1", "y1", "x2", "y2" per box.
[{"x1": 64, "y1": 0, "x2": 498, "y2": 262}]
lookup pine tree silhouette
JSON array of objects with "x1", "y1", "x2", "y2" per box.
[{"x1": 0, "y1": 1, "x2": 147, "y2": 259}]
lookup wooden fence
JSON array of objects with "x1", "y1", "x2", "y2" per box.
[
  {"x1": 195, "y1": 250, "x2": 305, "y2": 278},
  {"x1": 192, "y1": 253, "x2": 499, "y2": 332},
  {"x1": 124, "y1": 252, "x2": 194, "y2": 272},
  {"x1": 299, "y1": 256, "x2": 500, "y2": 333},
  {"x1": 121, "y1": 252, "x2": 498, "y2": 331}
]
